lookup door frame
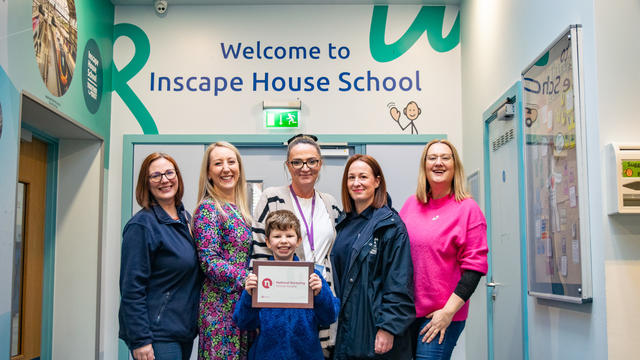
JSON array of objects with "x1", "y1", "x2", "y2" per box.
[
  {"x1": 118, "y1": 133, "x2": 443, "y2": 359},
  {"x1": 482, "y1": 82, "x2": 529, "y2": 360},
  {"x1": 19, "y1": 91, "x2": 105, "y2": 360},
  {"x1": 17, "y1": 123, "x2": 59, "y2": 360}
]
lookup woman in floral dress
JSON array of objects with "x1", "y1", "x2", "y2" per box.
[{"x1": 193, "y1": 142, "x2": 253, "y2": 360}]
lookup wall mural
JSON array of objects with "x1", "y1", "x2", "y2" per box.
[{"x1": 111, "y1": 5, "x2": 461, "y2": 136}]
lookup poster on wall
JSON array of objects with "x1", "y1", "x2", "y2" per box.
[
  {"x1": 32, "y1": 0, "x2": 78, "y2": 97},
  {"x1": 522, "y1": 25, "x2": 592, "y2": 303}
]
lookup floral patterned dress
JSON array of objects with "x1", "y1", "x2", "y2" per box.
[{"x1": 193, "y1": 199, "x2": 252, "y2": 360}]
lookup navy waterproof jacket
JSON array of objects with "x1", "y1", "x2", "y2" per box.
[
  {"x1": 119, "y1": 204, "x2": 202, "y2": 350},
  {"x1": 331, "y1": 204, "x2": 415, "y2": 360}
]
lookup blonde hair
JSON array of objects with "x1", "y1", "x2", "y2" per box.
[
  {"x1": 416, "y1": 139, "x2": 470, "y2": 203},
  {"x1": 196, "y1": 142, "x2": 252, "y2": 222}
]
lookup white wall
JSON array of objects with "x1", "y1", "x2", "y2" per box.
[
  {"x1": 460, "y1": 0, "x2": 608, "y2": 359},
  {"x1": 593, "y1": 0, "x2": 640, "y2": 358},
  {"x1": 53, "y1": 139, "x2": 103, "y2": 359}
]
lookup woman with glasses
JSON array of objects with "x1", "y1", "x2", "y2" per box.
[
  {"x1": 251, "y1": 134, "x2": 341, "y2": 357},
  {"x1": 331, "y1": 154, "x2": 415, "y2": 360},
  {"x1": 119, "y1": 153, "x2": 201, "y2": 360},
  {"x1": 193, "y1": 142, "x2": 253, "y2": 359},
  {"x1": 399, "y1": 140, "x2": 488, "y2": 360}
]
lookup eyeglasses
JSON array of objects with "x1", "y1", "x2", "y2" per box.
[
  {"x1": 288, "y1": 159, "x2": 320, "y2": 169},
  {"x1": 149, "y1": 169, "x2": 177, "y2": 183},
  {"x1": 287, "y1": 133, "x2": 319, "y2": 144},
  {"x1": 426, "y1": 154, "x2": 453, "y2": 163}
]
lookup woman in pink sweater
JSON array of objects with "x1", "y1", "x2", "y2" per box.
[{"x1": 399, "y1": 139, "x2": 488, "y2": 360}]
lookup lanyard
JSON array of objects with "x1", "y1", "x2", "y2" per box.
[
  {"x1": 290, "y1": 185, "x2": 315, "y2": 251},
  {"x1": 228, "y1": 203, "x2": 249, "y2": 231},
  {"x1": 229, "y1": 204, "x2": 242, "y2": 219}
]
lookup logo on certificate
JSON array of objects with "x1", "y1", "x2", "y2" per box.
[{"x1": 262, "y1": 278, "x2": 273, "y2": 289}]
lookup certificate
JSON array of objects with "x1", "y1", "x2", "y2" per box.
[{"x1": 252, "y1": 260, "x2": 314, "y2": 309}]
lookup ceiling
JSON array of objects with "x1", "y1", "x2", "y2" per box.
[{"x1": 111, "y1": 0, "x2": 460, "y2": 5}]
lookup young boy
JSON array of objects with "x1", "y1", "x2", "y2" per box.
[{"x1": 233, "y1": 210, "x2": 339, "y2": 360}]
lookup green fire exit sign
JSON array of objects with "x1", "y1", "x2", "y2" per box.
[{"x1": 265, "y1": 110, "x2": 299, "y2": 128}]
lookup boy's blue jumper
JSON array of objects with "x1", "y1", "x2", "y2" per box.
[{"x1": 232, "y1": 258, "x2": 340, "y2": 360}]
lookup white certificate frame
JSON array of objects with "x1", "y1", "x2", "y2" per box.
[{"x1": 252, "y1": 260, "x2": 314, "y2": 308}]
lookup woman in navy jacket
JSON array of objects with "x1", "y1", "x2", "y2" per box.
[
  {"x1": 331, "y1": 154, "x2": 415, "y2": 359},
  {"x1": 119, "y1": 153, "x2": 201, "y2": 360}
]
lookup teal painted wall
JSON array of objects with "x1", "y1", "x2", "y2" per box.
[
  {"x1": 4, "y1": 0, "x2": 114, "y2": 146},
  {"x1": 0, "y1": 0, "x2": 114, "y2": 358},
  {"x1": 0, "y1": 67, "x2": 20, "y2": 359}
]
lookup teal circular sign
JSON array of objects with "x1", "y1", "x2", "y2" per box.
[{"x1": 82, "y1": 39, "x2": 103, "y2": 114}]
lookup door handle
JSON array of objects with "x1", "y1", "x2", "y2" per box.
[{"x1": 486, "y1": 282, "x2": 502, "y2": 288}]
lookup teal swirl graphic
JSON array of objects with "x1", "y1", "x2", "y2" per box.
[
  {"x1": 369, "y1": 5, "x2": 460, "y2": 62},
  {"x1": 112, "y1": 23, "x2": 158, "y2": 134}
]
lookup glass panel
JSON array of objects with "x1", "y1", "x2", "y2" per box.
[
  {"x1": 11, "y1": 182, "x2": 26, "y2": 357},
  {"x1": 523, "y1": 28, "x2": 586, "y2": 300}
]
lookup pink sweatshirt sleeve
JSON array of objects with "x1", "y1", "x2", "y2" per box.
[{"x1": 456, "y1": 201, "x2": 488, "y2": 274}]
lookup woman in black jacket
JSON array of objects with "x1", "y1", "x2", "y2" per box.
[{"x1": 331, "y1": 154, "x2": 415, "y2": 359}]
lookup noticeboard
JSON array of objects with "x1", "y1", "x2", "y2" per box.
[{"x1": 522, "y1": 25, "x2": 592, "y2": 303}]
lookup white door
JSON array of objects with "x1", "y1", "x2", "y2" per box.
[{"x1": 486, "y1": 104, "x2": 525, "y2": 360}]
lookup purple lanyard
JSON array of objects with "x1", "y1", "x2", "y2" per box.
[{"x1": 290, "y1": 185, "x2": 315, "y2": 251}]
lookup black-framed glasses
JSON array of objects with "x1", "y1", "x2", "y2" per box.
[
  {"x1": 149, "y1": 169, "x2": 177, "y2": 183},
  {"x1": 287, "y1": 133, "x2": 318, "y2": 144},
  {"x1": 288, "y1": 159, "x2": 320, "y2": 169}
]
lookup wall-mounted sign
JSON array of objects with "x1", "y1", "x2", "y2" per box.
[
  {"x1": 265, "y1": 110, "x2": 299, "y2": 128},
  {"x1": 82, "y1": 39, "x2": 103, "y2": 114},
  {"x1": 111, "y1": 6, "x2": 461, "y2": 135}
]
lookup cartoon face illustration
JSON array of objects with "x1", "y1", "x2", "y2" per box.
[
  {"x1": 389, "y1": 100, "x2": 422, "y2": 134},
  {"x1": 404, "y1": 101, "x2": 421, "y2": 120}
]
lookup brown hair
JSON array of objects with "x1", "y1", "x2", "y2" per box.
[
  {"x1": 135, "y1": 152, "x2": 184, "y2": 209},
  {"x1": 416, "y1": 139, "x2": 470, "y2": 203},
  {"x1": 340, "y1": 154, "x2": 387, "y2": 213},
  {"x1": 264, "y1": 210, "x2": 301, "y2": 240},
  {"x1": 196, "y1": 142, "x2": 252, "y2": 222}
]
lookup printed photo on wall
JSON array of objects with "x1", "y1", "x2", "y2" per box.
[
  {"x1": 32, "y1": 0, "x2": 78, "y2": 97},
  {"x1": 389, "y1": 101, "x2": 421, "y2": 134}
]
